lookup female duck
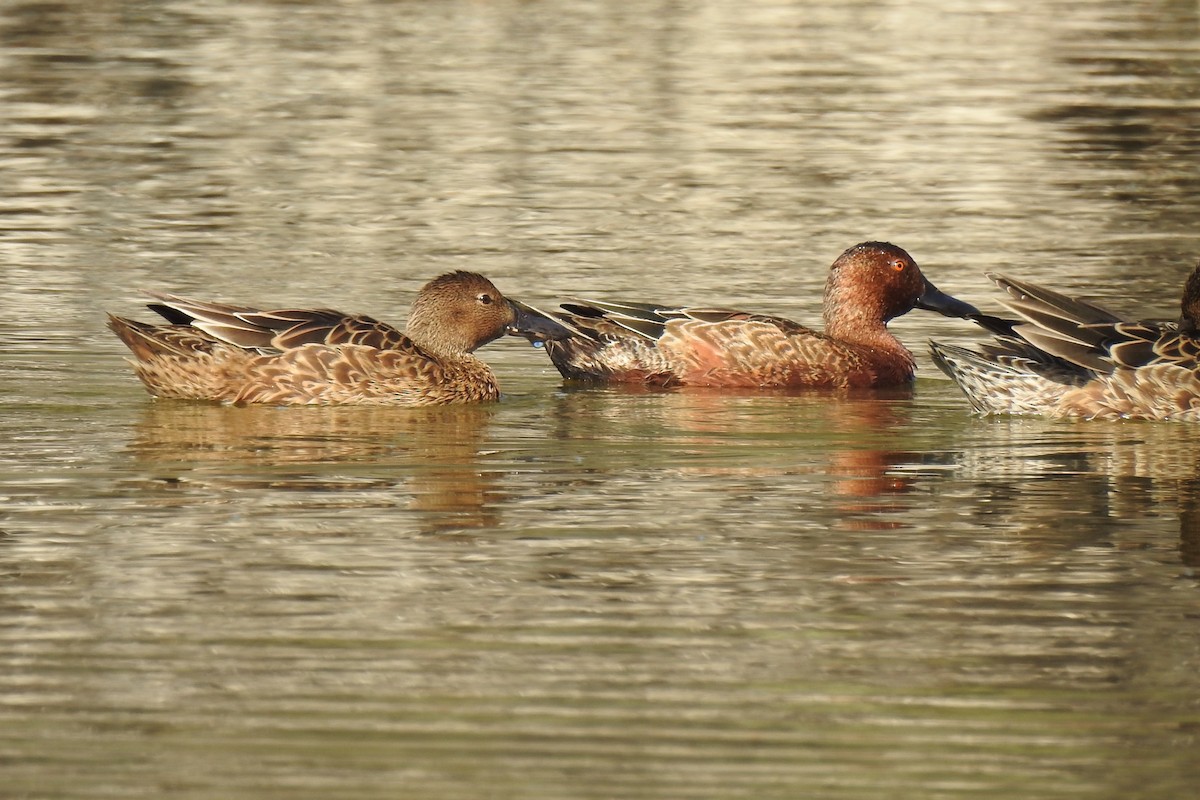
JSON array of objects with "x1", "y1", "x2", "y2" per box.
[
  {"x1": 108, "y1": 271, "x2": 565, "y2": 406},
  {"x1": 520, "y1": 242, "x2": 978, "y2": 389},
  {"x1": 930, "y1": 264, "x2": 1200, "y2": 421}
]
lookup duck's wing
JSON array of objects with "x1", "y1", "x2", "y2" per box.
[
  {"x1": 1076, "y1": 319, "x2": 1200, "y2": 370},
  {"x1": 985, "y1": 274, "x2": 1200, "y2": 373},
  {"x1": 986, "y1": 273, "x2": 1126, "y2": 373},
  {"x1": 557, "y1": 300, "x2": 816, "y2": 342},
  {"x1": 142, "y1": 291, "x2": 408, "y2": 353}
]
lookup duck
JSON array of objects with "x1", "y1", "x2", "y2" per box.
[
  {"x1": 515, "y1": 242, "x2": 979, "y2": 389},
  {"x1": 107, "y1": 271, "x2": 567, "y2": 406},
  {"x1": 930, "y1": 263, "x2": 1200, "y2": 421}
]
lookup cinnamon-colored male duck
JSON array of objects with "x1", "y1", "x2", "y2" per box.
[
  {"x1": 108, "y1": 271, "x2": 567, "y2": 406},
  {"x1": 930, "y1": 263, "x2": 1200, "y2": 421},
  {"x1": 518, "y1": 242, "x2": 978, "y2": 389}
]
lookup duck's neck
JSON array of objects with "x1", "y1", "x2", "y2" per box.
[
  {"x1": 405, "y1": 317, "x2": 468, "y2": 359},
  {"x1": 823, "y1": 300, "x2": 894, "y2": 344},
  {"x1": 825, "y1": 306, "x2": 914, "y2": 368}
]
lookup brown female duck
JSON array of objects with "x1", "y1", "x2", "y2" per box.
[
  {"x1": 108, "y1": 271, "x2": 566, "y2": 406},
  {"x1": 518, "y1": 242, "x2": 978, "y2": 389},
  {"x1": 930, "y1": 263, "x2": 1200, "y2": 421}
]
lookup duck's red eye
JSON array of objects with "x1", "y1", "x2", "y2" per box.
[{"x1": 891, "y1": 259, "x2": 906, "y2": 272}]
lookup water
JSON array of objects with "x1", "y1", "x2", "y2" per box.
[{"x1": 2, "y1": 0, "x2": 1200, "y2": 797}]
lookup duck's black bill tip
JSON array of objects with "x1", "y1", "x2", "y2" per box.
[
  {"x1": 915, "y1": 282, "x2": 980, "y2": 319},
  {"x1": 507, "y1": 300, "x2": 573, "y2": 343}
]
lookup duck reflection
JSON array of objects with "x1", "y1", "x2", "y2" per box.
[
  {"x1": 545, "y1": 383, "x2": 921, "y2": 530},
  {"x1": 1180, "y1": 481, "x2": 1200, "y2": 572},
  {"x1": 1072, "y1": 425, "x2": 1200, "y2": 574},
  {"x1": 821, "y1": 387, "x2": 918, "y2": 528},
  {"x1": 936, "y1": 415, "x2": 1200, "y2": 572},
  {"x1": 124, "y1": 402, "x2": 499, "y2": 532}
]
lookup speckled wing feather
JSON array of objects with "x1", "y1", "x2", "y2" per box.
[
  {"x1": 242, "y1": 310, "x2": 408, "y2": 351},
  {"x1": 556, "y1": 300, "x2": 711, "y2": 341},
  {"x1": 988, "y1": 273, "x2": 1125, "y2": 373},
  {"x1": 143, "y1": 291, "x2": 408, "y2": 354},
  {"x1": 1144, "y1": 325, "x2": 1200, "y2": 367},
  {"x1": 559, "y1": 300, "x2": 809, "y2": 340},
  {"x1": 542, "y1": 305, "x2": 677, "y2": 384},
  {"x1": 1072, "y1": 319, "x2": 1200, "y2": 372}
]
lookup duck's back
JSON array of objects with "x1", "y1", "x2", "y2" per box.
[{"x1": 544, "y1": 306, "x2": 915, "y2": 389}]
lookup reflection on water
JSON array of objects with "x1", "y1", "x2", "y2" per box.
[
  {"x1": 125, "y1": 402, "x2": 503, "y2": 532},
  {"x1": 3, "y1": 382, "x2": 1200, "y2": 798},
  {"x1": 3, "y1": 0, "x2": 1200, "y2": 797},
  {"x1": 1180, "y1": 481, "x2": 1200, "y2": 570}
]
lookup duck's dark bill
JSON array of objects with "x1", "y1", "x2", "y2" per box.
[
  {"x1": 915, "y1": 280, "x2": 980, "y2": 319},
  {"x1": 507, "y1": 300, "x2": 573, "y2": 343}
]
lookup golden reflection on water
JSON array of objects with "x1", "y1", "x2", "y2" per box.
[
  {"x1": 931, "y1": 411, "x2": 1200, "y2": 572},
  {"x1": 1180, "y1": 481, "x2": 1200, "y2": 570},
  {"x1": 125, "y1": 401, "x2": 501, "y2": 531}
]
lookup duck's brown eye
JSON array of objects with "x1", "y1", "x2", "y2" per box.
[
  {"x1": 891, "y1": 259, "x2": 906, "y2": 272},
  {"x1": 478, "y1": 293, "x2": 494, "y2": 305}
]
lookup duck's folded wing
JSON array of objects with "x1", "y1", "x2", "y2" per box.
[
  {"x1": 558, "y1": 299, "x2": 677, "y2": 341},
  {"x1": 1079, "y1": 319, "x2": 1200, "y2": 370},
  {"x1": 556, "y1": 300, "x2": 810, "y2": 342},
  {"x1": 142, "y1": 291, "x2": 407, "y2": 353},
  {"x1": 987, "y1": 274, "x2": 1126, "y2": 373},
  {"x1": 241, "y1": 311, "x2": 408, "y2": 351}
]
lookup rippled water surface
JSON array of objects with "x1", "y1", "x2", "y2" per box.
[{"x1": 3, "y1": 1, "x2": 1200, "y2": 798}]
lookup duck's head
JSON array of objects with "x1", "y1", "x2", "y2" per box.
[
  {"x1": 823, "y1": 242, "x2": 979, "y2": 329},
  {"x1": 406, "y1": 271, "x2": 570, "y2": 354}
]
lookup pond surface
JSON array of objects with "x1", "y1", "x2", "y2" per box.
[{"x1": 2, "y1": 0, "x2": 1200, "y2": 798}]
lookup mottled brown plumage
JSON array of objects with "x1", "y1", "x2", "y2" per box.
[
  {"x1": 930, "y1": 263, "x2": 1200, "y2": 421},
  {"x1": 107, "y1": 271, "x2": 566, "y2": 406},
  {"x1": 518, "y1": 242, "x2": 978, "y2": 389}
]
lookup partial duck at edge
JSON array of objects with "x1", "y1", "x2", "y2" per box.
[{"x1": 931, "y1": 263, "x2": 1200, "y2": 421}]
